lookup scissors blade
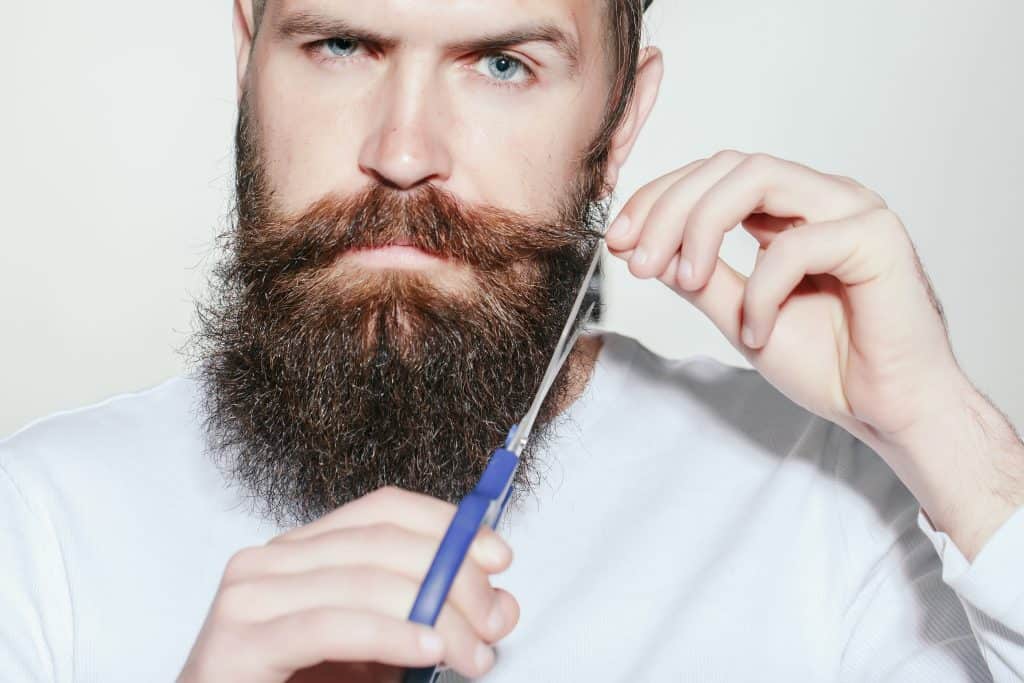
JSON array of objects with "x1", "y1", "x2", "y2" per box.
[
  {"x1": 402, "y1": 240, "x2": 603, "y2": 683},
  {"x1": 505, "y1": 242, "x2": 602, "y2": 455}
]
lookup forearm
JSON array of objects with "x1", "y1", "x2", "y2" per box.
[{"x1": 873, "y1": 372, "x2": 1024, "y2": 561}]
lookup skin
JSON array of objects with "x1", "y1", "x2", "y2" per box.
[
  {"x1": 180, "y1": 0, "x2": 662, "y2": 680},
  {"x1": 604, "y1": 152, "x2": 1024, "y2": 560},
  {"x1": 182, "y1": 0, "x2": 1024, "y2": 679}
]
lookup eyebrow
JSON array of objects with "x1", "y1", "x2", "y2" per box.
[
  {"x1": 447, "y1": 25, "x2": 580, "y2": 75},
  {"x1": 275, "y1": 11, "x2": 581, "y2": 76}
]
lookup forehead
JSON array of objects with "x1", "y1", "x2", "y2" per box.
[{"x1": 266, "y1": 0, "x2": 606, "y2": 50}]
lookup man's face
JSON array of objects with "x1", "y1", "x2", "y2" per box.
[
  {"x1": 244, "y1": 0, "x2": 610, "y2": 228},
  {"x1": 197, "y1": 0, "x2": 625, "y2": 526}
]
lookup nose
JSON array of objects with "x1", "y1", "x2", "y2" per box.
[{"x1": 358, "y1": 63, "x2": 453, "y2": 191}]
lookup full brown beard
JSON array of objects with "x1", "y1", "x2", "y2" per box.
[{"x1": 192, "y1": 94, "x2": 608, "y2": 526}]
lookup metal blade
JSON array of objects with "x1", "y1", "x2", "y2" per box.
[{"x1": 506, "y1": 243, "x2": 602, "y2": 455}]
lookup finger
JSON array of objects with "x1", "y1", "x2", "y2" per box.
[
  {"x1": 740, "y1": 208, "x2": 906, "y2": 348},
  {"x1": 741, "y1": 212, "x2": 807, "y2": 247},
  {"x1": 225, "y1": 524, "x2": 506, "y2": 642},
  {"x1": 489, "y1": 587, "x2": 520, "y2": 645},
  {"x1": 619, "y1": 244, "x2": 752, "y2": 355},
  {"x1": 659, "y1": 254, "x2": 750, "y2": 352},
  {"x1": 625, "y1": 149, "x2": 750, "y2": 279},
  {"x1": 227, "y1": 567, "x2": 498, "y2": 678},
  {"x1": 604, "y1": 157, "x2": 709, "y2": 251},
  {"x1": 679, "y1": 153, "x2": 886, "y2": 291},
  {"x1": 275, "y1": 486, "x2": 512, "y2": 572},
  {"x1": 252, "y1": 607, "x2": 446, "y2": 673}
]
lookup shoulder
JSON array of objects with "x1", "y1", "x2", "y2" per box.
[
  {"x1": 602, "y1": 331, "x2": 784, "y2": 406},
  {"x1": 0, "y1": 376, "x2": 203, "y2": 486},
  {"x1": 601, "y1": 333, "x2": 919, "y2": 512},
  {"x1": 599, "y1": 332, "x2": 824, "y2": 446}
]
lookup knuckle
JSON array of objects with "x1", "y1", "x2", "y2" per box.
[
  {"x1": 869, "y1": 209, "x2": 912, "y2": 255},
  {"x1": 872, "y1": 207, "x2": 903, "y2": 230},
  {"x1": 366, "y1": 521, "x2": 408, "y2": 547},
  {"x1": 857, "y1": 186, "x2": 887, "y2": 208},
  {"x1": 364, "y1": 485, "x2": 406, "y2": 508},
  {"x1": 312, "y1": 607, "x2": 362, "y2": 638},
  {"x1": 353, "y1": 613, "x2": 388, "y2": 646},
  {"x1": 712, "y1": 148, "x2": 746, "y2": 165},
  {"x1": 297, "y1": 607, "x2": 339, "y2": 635},
  {"x1": 373, "y1": 485, "x2": 403, "y2": 500},
  {"x1": 372, "y1": 520, "x2": 406, "y2": 538},
  {"x1": 742, "y1": 152, "x2": 775, "y2": 173},
  {"x1": 215, "y1": 581, "x2": 255, "y2": 619},
  {"x1": 830, "y1": 173, "x2": 859, "y2": 186},
  {"x1": 265, "y1": 529, "x2": 294, "y2": 545},
  {"x1": 222, "y1": 547, "x2": 262, "y2": 584},
  {"x1": 344, "y1": 565, "x2": 384, "y2": 594}
]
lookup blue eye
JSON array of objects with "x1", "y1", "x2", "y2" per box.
[
  {"x1": 324, "y1": 37, "x2": 359, "y2": 57},
  {"x1": 478, "y1": 53, "x2": 529, "y2": 84}
]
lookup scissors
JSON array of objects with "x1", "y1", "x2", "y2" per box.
[{"x1": 402, "y1": 241, "x2": 603, "y2": 683}]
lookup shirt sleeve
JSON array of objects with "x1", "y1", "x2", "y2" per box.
[
  {"x1": 832, "y1": 432, "x2": 1010, "y2": 682},
  {"x1": 0, "y1": 462, "x2": 69, "y2": 683},
  {"x1": 916, "y1": 505, "x2": 1024, "y2": 681}
]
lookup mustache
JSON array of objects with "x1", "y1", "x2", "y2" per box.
[{"x1": 234, "y1": 181, "x2": 602, "y2": 279}]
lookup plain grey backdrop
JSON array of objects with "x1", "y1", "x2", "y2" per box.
[{"x1": 2, "y1": 1, "x2": 1022, "y2": 436}]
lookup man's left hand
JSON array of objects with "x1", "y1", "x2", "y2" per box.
[{"x1": 605, "y1": 150, "x2": 1023, "y2": 558}]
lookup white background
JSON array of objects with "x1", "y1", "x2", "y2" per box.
[{"x1": 2, "y1": 1, "x2": 1022, "y2": 437}]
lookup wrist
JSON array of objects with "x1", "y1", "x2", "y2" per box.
[{"x1": 876, "y1": 373, "x2": 1024, "y2": 560}]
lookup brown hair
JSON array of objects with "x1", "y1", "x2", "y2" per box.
[{"x1": 248, "y1": 0, "x2": 647, "y2": 196}]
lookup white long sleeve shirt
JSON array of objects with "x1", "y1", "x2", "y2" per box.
[{"x1": 1, "y1": 332, "x2": 1021, "y2": 681}]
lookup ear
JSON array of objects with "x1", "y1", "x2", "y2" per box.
[
  {"x1": 598, "y1": 46, "x2": 664, "y2": 198},
  {"x1": 233, "y1": 0, "x2": 257, "y2": 103}
]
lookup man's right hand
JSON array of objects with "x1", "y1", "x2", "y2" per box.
[{"x1": 176, "y1": 486, "x2": 519, "y2": 682}]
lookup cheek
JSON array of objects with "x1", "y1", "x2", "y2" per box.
[
  {"x1": 249, "y1": 64, "x2": 370, "y2": 213},
  {"x1": 454, "y1": 101, "x2": 591, "y2": 215}
]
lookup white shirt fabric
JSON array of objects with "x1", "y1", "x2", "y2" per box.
[{"x1": 1, "y1": 332, "x2": 1022, "y2": 682}]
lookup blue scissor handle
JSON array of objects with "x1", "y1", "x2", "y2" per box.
[{"x1": 404, "y1": 435, "x2": 519, "y2": 683}]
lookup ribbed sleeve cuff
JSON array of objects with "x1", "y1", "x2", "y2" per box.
[{"x1": 917, "y1": 506, "x2": 1024, "y2": 626}]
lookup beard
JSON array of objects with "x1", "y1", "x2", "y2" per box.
[{"x1": 192, "y1": 95, "x2": 609, "y2": 527}]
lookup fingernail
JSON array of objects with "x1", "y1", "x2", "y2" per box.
[
  {"x1": 606, "y1": 214, "x2": 630, "y2": 239},
  {"x1": 420, "y1": 630, "x2": 443, "y2": 656},
  {"x1": 487, "y1": 601, "x2": 504, "y2": 634},
  {"x1": 631, "y1": 247, "x2": 648, "y2": 267},
  {"x1": 475, "y1": 643, "x2": 496, "y2": 671},
  {"x1": 741, "y1": 325, "x2": 756, "y2": 347},
  {"x1": 678, "y1": 257, "x2": 694, "y2": 285}
]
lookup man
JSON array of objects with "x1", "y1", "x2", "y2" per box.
[{"x1": 1, "y1": 0, "x2": 1021, "y2": 680}]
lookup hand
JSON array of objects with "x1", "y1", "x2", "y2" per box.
[
  {"x1": 177, "y1": 486, "x2": 519, "y2": 683},
  {"x1": 605, "y1": 150, "x2": 966, "y2": 453}
]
